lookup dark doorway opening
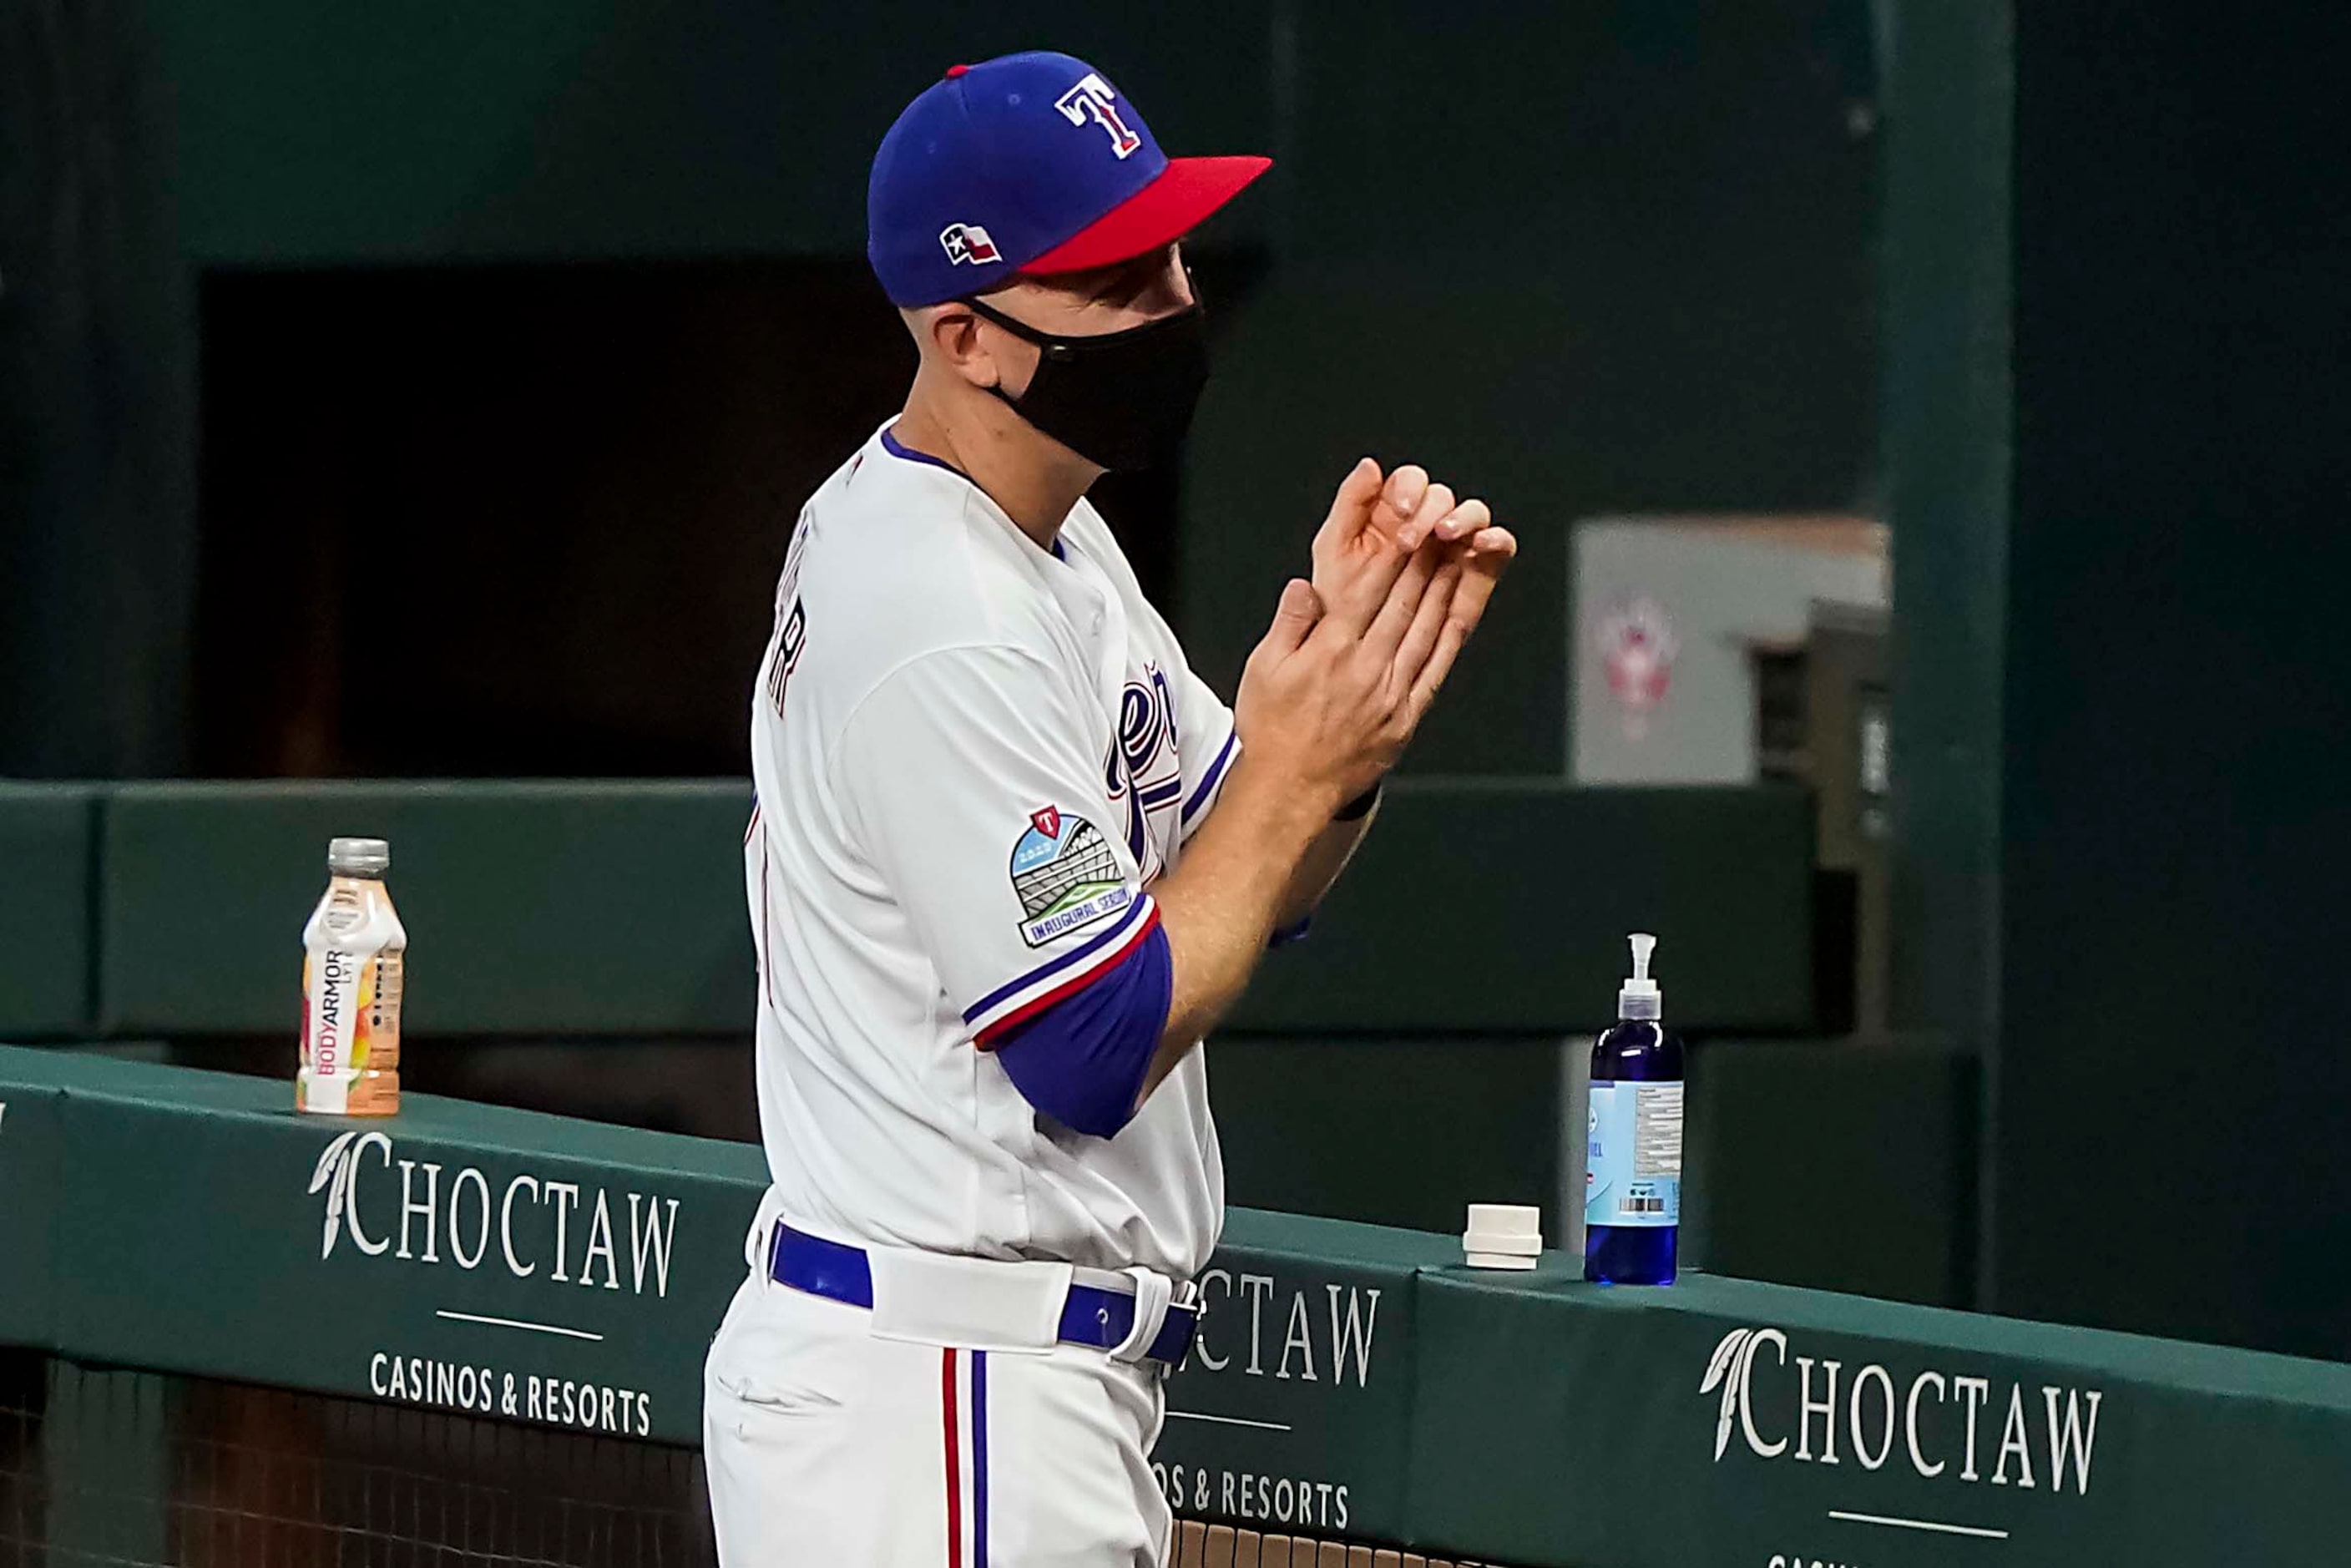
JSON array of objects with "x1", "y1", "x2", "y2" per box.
[{"x1": 193, "y1": 255, "x2": 1254, "y2": 778}]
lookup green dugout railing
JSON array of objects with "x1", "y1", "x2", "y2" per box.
[
  {"x1": 3, "y1": 1045, "x2": 2346, "y2": 1566},
  {"x1": 4, "y1": 777, "x2": 1994, "y2": 1318},
  {"x1": 0, "y1": 776, "x2": 1867, "y2": 1305}
]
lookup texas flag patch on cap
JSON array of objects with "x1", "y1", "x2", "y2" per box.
[{"x1": 939, "y1": 223, "x2": 1002, "y2": 266}]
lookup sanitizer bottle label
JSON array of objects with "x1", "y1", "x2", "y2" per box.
[{"x1": 1585, "y1": 1081, "x2": 1684, "y2": 1228}]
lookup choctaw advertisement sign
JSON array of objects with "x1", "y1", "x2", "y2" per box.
[
  {"x1": 302, "y1": 1129, "x2": 709, "y2": 1438},
  {"x1": 1154, "y1": 1245, "x2": 1413, "y2": 1543},
  {"x1": 1685, "y1": 1323, "x2": 2104, "y2": 1567},
  {"x1": 8, "y1": 1055, "x2": 2348, "y2": 1566},
  {"x1": 14, "y1": 1086, "x2": 765, "y2": 1450}
]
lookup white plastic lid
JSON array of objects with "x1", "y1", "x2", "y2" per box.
[
  {"x1": 328, "y1": 837, "x2": 391, "y2": 877},
  {"x1": 1463, "y1": 1202, "x2": 1542, "y2": 1268},
  {"x1": 1619, "y1": 932, "x2": 1661, "y2": 1020}
]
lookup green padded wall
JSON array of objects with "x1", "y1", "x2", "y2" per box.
[
  {"x1": 0, "y1": 784, "x2": 98, "y2": 1037},
  {"x1": 1233, "y1": 781, "x2": 1815, "y2": 1034},
  {"x1": 88, "y1": 780, "x2": 1813, "y2": 1039},
  {"x1": 99, "y1": 781, "x2": 755, "y2": 1036},
  {"x1": 1690, "y1": 1037, "x2": 1976, "y2": 1307},
  {"x1": 1212, "y1": 1034, "x2": 1576, "y2": 1238},
  {"x1": 1212, "y1": 1034, "x2": 1974, "y2": 1310}
]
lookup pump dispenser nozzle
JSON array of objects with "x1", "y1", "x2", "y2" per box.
[{"x1": 1619, "y1": 933, "x2": 1661, "y2": 1019}]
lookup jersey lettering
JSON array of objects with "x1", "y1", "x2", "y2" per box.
[
  {"x1": 1106, "y1": 662, "x2": 1181, "y2": 877},
  {"x1": 766, "y1": 599, "x2": 807, "y2": 718},
  {"x1": 765, "y1": 512, "x2": 815, "y2": 719}
]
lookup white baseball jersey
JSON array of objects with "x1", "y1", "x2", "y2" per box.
[{"x1": 742, "y1": 422, "x2": 1238, "y2": 1282}]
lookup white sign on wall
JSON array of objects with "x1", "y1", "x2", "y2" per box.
[{"x1": 1571, "y1": 516, "x2": 1888, "y2": 785}]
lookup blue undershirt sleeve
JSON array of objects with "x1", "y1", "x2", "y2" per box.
[{"x1": 988, "y1": 923, "x2": 1174, "y2": 1139}]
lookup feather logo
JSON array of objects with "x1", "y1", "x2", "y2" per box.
[
  {"x1": 1700, "y1": 1328, "x2": 1752, "y2": 1460},
  {"x1": 1698, "y1": 1324, "x2": 1789, "y2": 1461},
  {"x1": 308, "y1": 1129, "x2": 392, "y2": 1259}
]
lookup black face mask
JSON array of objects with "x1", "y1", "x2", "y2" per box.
[{"x1": 964, "y1": 294, "x2": 1209, "y2": 473}]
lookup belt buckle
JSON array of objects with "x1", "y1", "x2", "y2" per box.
[{"x1": 1162, "y1": 1277, "x2": 1204, "y2": 1373}]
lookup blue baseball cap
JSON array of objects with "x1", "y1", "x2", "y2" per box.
[{"x1": 867, "y1": 51, "x2": 1272, "y2": 308}]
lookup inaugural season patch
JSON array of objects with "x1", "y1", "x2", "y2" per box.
[{"x1": 1009, "y1": 805, "x2": 1132, "y2": 947}]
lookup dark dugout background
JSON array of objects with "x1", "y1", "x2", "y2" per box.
[
  {"x1": 1, "y1": 0, "x2": 1877, "y2": 781},
  {"x1": 13, "y1": 0, "x2": 2351, "y2": 1365}
]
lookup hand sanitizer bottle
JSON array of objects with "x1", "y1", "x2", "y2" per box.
[{"x1": 1584, "y1": 933, "x2": 1684, "y2": 1284}]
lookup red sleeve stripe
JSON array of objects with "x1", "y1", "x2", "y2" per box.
[{"x1": 970, "y1": 904, "x2": 1164, "y2": 1050}]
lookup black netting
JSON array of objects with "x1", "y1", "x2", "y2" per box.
[
  {"x1": 0, "y1": 1348, "x2": 1504, "y2": 1567},
  {"x1": 0, "y1": 1349, "x2": 708, "y2": 1568}
]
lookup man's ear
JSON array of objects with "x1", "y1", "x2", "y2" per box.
[{"x1": 925, "y1": 305, "x2": 999, "y2": 391}]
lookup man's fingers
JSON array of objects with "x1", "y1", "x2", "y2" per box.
[
  {"x1": 1442, "y1": 530, "x2": 1517, "y2": 635},
  {"x1": 1380, "y1": 513, "x2": 1511, "y2": 724},
  {"x1": 1443, "y1": 562, "x2": 1503, "y2": 644},
  {"x1": 1365, "y1": 464, "x2": 1432, "y2": 550},
  {"x1": 1320, "y1": 518, "x2": 1422, "y2": 637},
  {"x1": 1318, "y1": 468, "x2": 1494, "y2": 636},
  {"x1": 1435, "y1": 497, "x2": 1492, "y2": 544},
  {"x1": 1325, "y1": 457, "x2": 1384, "y2": 524},
  {"x1": 1363, "y1": 538, "x2": 1441, "y2": 659},
  {"x1": 1393, "y1": 558, "x2": 1460, "y2": 692},
  {"x1": 1262, "y1": 577, "x2": 1324, "y2": 656},
  {"x1": 1405, "y1": 528, "x2": 1514, "y2": 716},
  {"x1": 1311, "y1": 458, "x2": 1386, "y2": 564},
  {"x1": 1407, "y1": 620, "x2": 1472, "y2": 719},
  {"x1": 1397, "y1": 481, "x2": 1455, "y2": 554},
  {"x1": 1380, "y1": 465, "x2": 1430, "y2": 527}
]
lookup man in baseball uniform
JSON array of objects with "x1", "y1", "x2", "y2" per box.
[{"x1": 704, "y1": 50, "x2": 1515, "y2": 1565}]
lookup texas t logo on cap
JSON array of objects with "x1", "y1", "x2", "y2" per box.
[
  {"x1": 867, "y1": 50, "x2": 1272, "y2": 308},
  {"x1": 1054, "y1": 73, "x2": 1142, "y2": 159}
]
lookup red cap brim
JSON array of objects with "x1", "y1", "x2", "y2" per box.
[{"x1": 1020, "y1": 154, "x2": 1273, "y2": 276}]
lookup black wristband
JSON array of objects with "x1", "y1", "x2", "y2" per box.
[{"x1": 1334, "y1": 778, "x2": 1384, "y2": 822}]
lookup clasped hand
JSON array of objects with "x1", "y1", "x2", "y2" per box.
[{"x1": 1236, "y1": 458, "x2": 1517, "y2": 814}]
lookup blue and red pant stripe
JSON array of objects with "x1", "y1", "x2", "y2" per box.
[{"x1": 942, "y1": 1348, "x2": 989, "y2": 1566}]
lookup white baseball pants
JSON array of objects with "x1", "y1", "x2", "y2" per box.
[{"x1": 704, "y1": 1270, "x2": 1171, "y2": 1566}]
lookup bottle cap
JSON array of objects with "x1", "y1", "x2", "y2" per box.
[
  {"x1": 328, "y1": 837, "x2": 391, "y2": 877},
  {"x1": 1462, "y1": 1202, "x2": 1541, "y2": 1270},
  {"x1": 1619, "y1": 933, "x2": 1661, "y2": 1020}
]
